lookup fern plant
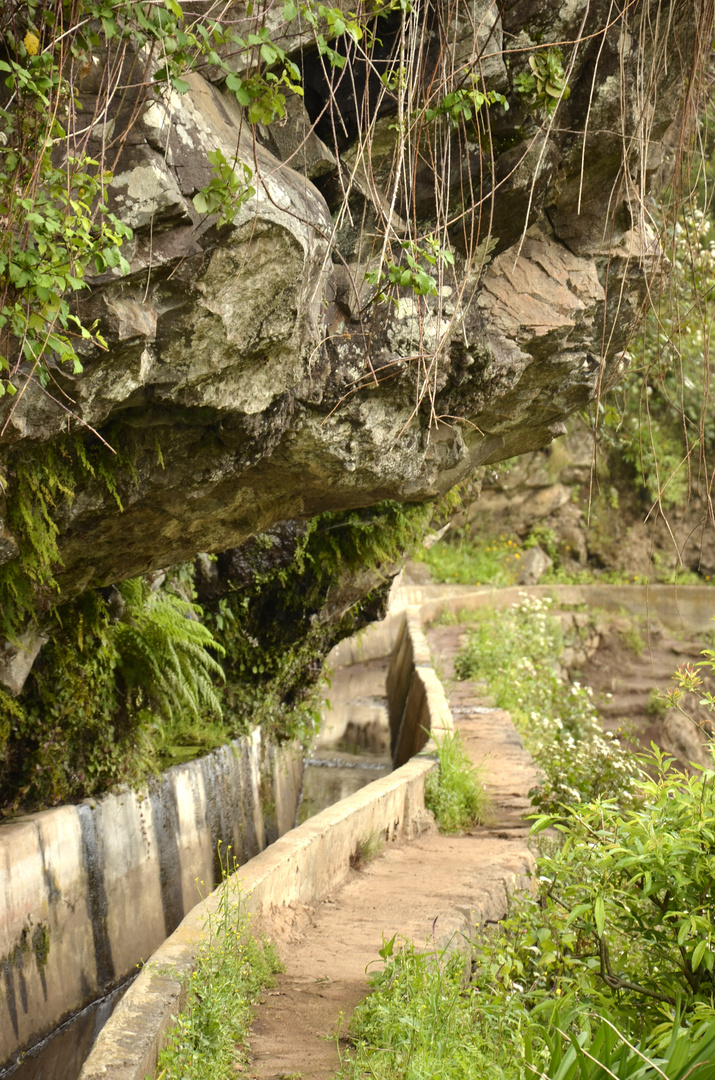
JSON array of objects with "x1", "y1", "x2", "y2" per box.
[{"x1": 115, "y1": 579, "x2": 225, "y2": 724}]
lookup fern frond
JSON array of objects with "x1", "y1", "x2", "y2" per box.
[{"x1": 115, "y1": 578, "x2": 225, "y2": 723}]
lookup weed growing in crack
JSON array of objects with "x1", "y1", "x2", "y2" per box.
[{"x1": 350, "y1": 830, "x2": 384, "y2": 870}]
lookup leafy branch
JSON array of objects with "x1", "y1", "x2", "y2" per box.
[{"x1": 514, "y1": 47, "x2": 570, "y2": 115}]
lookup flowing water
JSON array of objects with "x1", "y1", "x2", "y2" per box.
[{"x1": 0, "y1": 978, "x2": 135, "y2": 1080}]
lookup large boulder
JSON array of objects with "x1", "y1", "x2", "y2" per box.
[{"x1": 0, "y1": 0, "x2": 706, "y2": 602}]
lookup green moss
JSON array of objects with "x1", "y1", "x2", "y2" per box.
[
  {"x1": 1, "y1": 490, "x2": 458, "y2": 813},
  {"x1": 31, "y1": 923, "x2": 50, "y2": 971},
  {"x1": 0, "y1": 434, "x2": 134, "y2": 641}
]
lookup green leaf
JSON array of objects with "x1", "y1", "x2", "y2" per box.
[
  {"x1": 692, "y1": 939, "x2": 707, "y2": 972},
  {"x1": 594, "y1": 896, "x2": 605, "y2": 937},
  {"x1": 378, "y1": 933, "x2": 396, "y2": 960}
]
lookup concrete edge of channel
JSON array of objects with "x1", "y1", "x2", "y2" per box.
[{"x1": 79, "y1": 609, "x2": 452, "y2": 1080}]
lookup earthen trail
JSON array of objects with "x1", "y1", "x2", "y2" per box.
[{"x1": 247, "y1": 625, "x2": 539, "y2": 1080}]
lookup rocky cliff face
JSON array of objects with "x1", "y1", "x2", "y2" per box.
[{"x1": 0, "y1": 0, "x2": 707, "y2": 603}]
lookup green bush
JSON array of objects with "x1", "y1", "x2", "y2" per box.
[
  {"x1": 531, "y1": 747, "x2": 715, "y2": 1020},
  {"x1": 531, "y1": 1010, "x2": 715, "y2": 1080}
]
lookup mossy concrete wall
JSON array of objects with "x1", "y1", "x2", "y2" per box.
[{"x1": 0, "y1": 734, "x2": 302, "y2": 1070}]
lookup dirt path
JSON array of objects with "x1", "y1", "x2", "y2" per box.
[{"x1": 247, "y1": 632, "x2": 539, "y2": 1080}]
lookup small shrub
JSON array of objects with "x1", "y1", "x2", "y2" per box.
[
  {"x1": 491, "y1": 747, "x2": 715, "y2": 1031},
  {"x1": 425, "y1": 730, "x2": 490, "y2": 832},
  {"x1": 646, "y1": 686, "x2": 669, "y2": 717}
]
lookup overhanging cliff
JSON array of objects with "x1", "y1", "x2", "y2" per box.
[{"x1": 0, "y1": 0, "x2": 707, "y2": 605}]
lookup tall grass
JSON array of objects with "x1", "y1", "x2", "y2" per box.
[{"x1": 156, "y1": 850, "x2": 283, "y2": 1080}]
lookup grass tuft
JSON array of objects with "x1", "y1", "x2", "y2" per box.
[{"x1": 424, "y1": 730, "x2": 490, "y2": 833}]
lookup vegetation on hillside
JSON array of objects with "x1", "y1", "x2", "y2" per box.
[{"x1": 0, "y1": 495, "x2": 453, "y2": 814}]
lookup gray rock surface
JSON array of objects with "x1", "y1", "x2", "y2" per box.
[
  {"x1": 516, "y1": 544, "x2": 553, "y2": 585},
  {"x1": 0, "y1": 1, "x2": 703, "y2": 601}
]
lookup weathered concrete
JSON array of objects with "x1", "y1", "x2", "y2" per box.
[
  {"x1": 79, "y1": 756, "x2": 437, "y2": 1080},
  {"x1": 0, "y1": 735, "x2": 302, "y2": 1070},
  {"x1": 387, "y1": 609, "x2": 453, "y2": 767}
]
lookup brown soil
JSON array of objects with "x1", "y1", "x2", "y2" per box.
[{"x1": 246, "y1": 640, "x2": 539, "y2": 1080}]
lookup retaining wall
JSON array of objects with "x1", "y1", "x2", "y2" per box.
[
  {"x1": 0, "y1": 734, "x2": 302, "y2": 1069},
  {"x1": 394, "y1": 582, "x2": 715, "y2": 633}
]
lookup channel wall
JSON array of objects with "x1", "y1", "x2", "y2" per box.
[
  {"x1": 0, "y1": 733, "x2": 302, "y2": 1069},
  {"x1": 79, "y1": 607, "x2": 453, "y2": 1080}
]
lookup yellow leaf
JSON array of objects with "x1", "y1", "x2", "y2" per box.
[{"x1": 24, "y1": 31, "x2": 40, "y2": 56}]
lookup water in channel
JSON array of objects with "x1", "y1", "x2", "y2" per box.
[{"x1": 3, "y1": 655, "x2": 392, "y2": 1080}]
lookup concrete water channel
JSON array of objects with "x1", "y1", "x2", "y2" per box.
[
  {"x1": 0, "y1": 629, "x2": 396, "y2": 1080},
  {"x1": 3, "y1": 583, "x2": 714, "y2": 1080}
]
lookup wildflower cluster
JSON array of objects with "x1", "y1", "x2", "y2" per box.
[{"x1": 454, "y1": 594, "x2": 639, "y2": 813}]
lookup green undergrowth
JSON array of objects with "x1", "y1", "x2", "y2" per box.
[
  {"x1": 340, "y1": 923, "x2": 715, "y2": 1080},
  {"x1": 0, "y1": 436, "x2": 130, "y2": 640},
  {"x1": 416, "y1": 533, "x2": 526, "y2": 586},
  {"x1": 0, "y1": 493, "x2": 456, "y2": 814},
  {"x1": 156, "y1": 851, "x2": 283, "y2": 1080},
  {"x1": 453, "y1": 594, "x2": 639, "y2": 814},
  {"x1": 416, "y1": 531, "x2": 706, "y2": 589},
  {"x1": 424, "y1": 730, "x2": 490, "y2": 832},
  {"x1": 338, "y1": 937, "x2": 523, "y2": 1080},
  {"x1": 0, "y1": 580, "x2": 228, "y2": 812},
  {"x1": 339, "y1": 741, "x2": 715, "y2": 1080}
]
